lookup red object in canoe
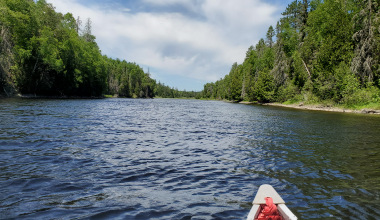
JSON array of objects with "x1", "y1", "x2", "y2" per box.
[
  {"x1": 256, "y1": 197, "x2": 282, "y2": 220},
  {"x1": 247, "y1": 184, "x2": 297, "y2": 220}
]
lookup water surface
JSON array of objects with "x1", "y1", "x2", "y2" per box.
[{"x1": 0, "y1": 98, "x2": 379, "y2": 219}]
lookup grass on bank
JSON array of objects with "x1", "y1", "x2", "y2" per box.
[{"x1": 281, "y1": 85, "x2": 380, "y2": 111}]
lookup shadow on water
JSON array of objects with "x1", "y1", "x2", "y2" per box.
[{"x1": 0, "y1": 98, "x2": 380, "y2": 219}]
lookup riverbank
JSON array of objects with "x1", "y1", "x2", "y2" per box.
[
  {"x1": 1, "y1": 93, "x2": 175, "y2": 100},
  {"x1": 0, "y1": 93, "x2": 106, "y2": 99},
  {"x1": 239, "y1": 101, "x2": 380, "y2": 115}
]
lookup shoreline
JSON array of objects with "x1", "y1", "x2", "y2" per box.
[
  {"x1": 2, "y1": 94, "x2": 379, "y2": 115},
  {"x1": 239, "y1": 101, "x2": 380, "y2": 115},
  {"x1": 0, "y1": 93, "x2": 108, "y2": 99}
]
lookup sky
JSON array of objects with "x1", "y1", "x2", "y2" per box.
[{"x1": 47, "y1": 0, "x2": 293, "y2": 91}]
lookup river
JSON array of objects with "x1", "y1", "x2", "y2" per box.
[{"x1": 0, "y1": 98, "x2": 379, "y2": 219}]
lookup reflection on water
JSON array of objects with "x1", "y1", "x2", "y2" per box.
[{"x1": 0, "y1": 98, "x2": 379, "y2": 219}]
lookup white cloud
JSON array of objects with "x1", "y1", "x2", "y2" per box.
[
  {"x1": 47, "y1": 0, "x2": 282, "y2": 91},
  {"x1": 142, "y1": 0, "x2": 194, "y2": 6},
  {"x1": 141, "y1": 0, "x2": 200, "y2": 12}
]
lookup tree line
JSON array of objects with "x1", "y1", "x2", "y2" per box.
[
  {"x1": 202, "y1": 0, "x2": 380, "y2": 107},
  {"x1": 0, "y1": 0, "x2": 198, "y2": 98}
]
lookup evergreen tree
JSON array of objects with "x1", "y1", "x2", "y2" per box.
[
  {"x1": 201, "y1": 0, "x2": 379, "y2": 106},
  {"x1": 0, "y1": 0, "x2": 163, "y2": 98},
  {"x1": 351, "y1": 0, "x2": 380, "y2": 85},
  {"x1": 266, "y1": 26, "x2": 275, "y2": 48}
]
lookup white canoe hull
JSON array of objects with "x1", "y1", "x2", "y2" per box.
[{"x1": 246, "y1": 184, "x2": 297, "y2": 220}]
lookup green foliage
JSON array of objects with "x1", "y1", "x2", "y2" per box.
[
  {"x1": 201, "y1": 0, "x2": 379, "y2": 109},
  {"x1": 254, "y1": 70, "x2": 275, "y2": 103},
  {"x1": 303, "y1": 0, "x2": 354, "y2": 77},
  {"x1": 351, "y1": 0, "x2": 380, "y2": 86},
  {"x1": 291, "y1": 50, "x2": 308, "y2": 88},
  {"x1": 276, "y1": 81, "x2": 300, "y2": 103},
  {"x1": 301, "y1": 80, "x2": 320, "y2": 104},
  {"x1": 229, "y1": 63, "x2": 243, "y2": 101},
  {"x1": 0, "y1": 0, "x2": 106, "y2": 96},
  {"x1": 279, "y1": 21, "x2": 298, "y2": 57},
  {"x1": 333, "y1": 62, "x2": 360, "y2": 102},
  {"x1": 342, "y1": 86, "x2": 380, "y2": 108},
  {"x1": 2, "y1": 0, "x2": 379, "y2": 106},
  {"x1": 1, "y1": 0, "x2": 182, "y2": 98},
  {"x1": 156, "y1": 82, "x2": 200, "y2": 99},
  {"x1": 266, "y1": 25, "x2": 275, "y2": 48},
  {"x1": 37, "y1": 27, "x2": 64, "y2": 73},
  {"x1": 103, "y1": 58, "x2": 157, "y2": 98}
]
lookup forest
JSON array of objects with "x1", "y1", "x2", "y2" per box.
[
  {"x1": 201, "y1": 0, "x2": 380, "y2": 108},
  {"x1": 1, "y1": 0, "x2": 379, "y2": 107},
  {"x1": 0, "y1": 0, "x2": 197, "y2": 98}
]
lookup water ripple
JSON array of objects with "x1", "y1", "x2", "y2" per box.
[{"x1": 0, "y1": 98, "x2": 380, "y2": 219}]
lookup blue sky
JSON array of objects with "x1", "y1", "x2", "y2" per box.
[{"x1": 48, "y1": 0, "x2": 293, "y2": 91}]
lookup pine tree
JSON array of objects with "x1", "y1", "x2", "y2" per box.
[
  {"x1": 82, "y1": 18, "x2": 95, "y2": 43},
  {"x1": 266, "y1": 25, "x2": 275, "y2": 48},
  {"x1": 351, "y1": 0, "x2": 380, "y2": 85}
]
